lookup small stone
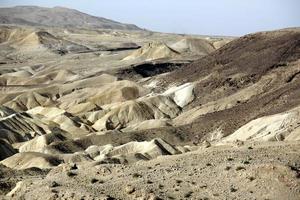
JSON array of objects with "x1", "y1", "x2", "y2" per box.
[
  {"x1": 51, "y1": 189, "x2": 59, "y2": 193},
  {"x1": 230, "y1": 186, "x2": 238, "y2": 192},
  {"x1": 243, "y1": 160, "x2": 250, "y2": 165},
  {"x1": 91, "y1": 178, "x2": 99, "y2": 184},
  {"x1": 66, "y1": 171, "x2": 77, "y2": 177},
  {"x1": 125, "y1": 185, "x2": 135, "y2": 194},
  {"x1": 49, "y1": 193, "x2": 59, "y2": 200},
  {"x1": 167, "y1": 195, "x2": 175, "y2": 200},
  {"x1": 202, "y1": 140, "x2": 211, "y2": 148},
  {"x1": 236, "y1": 166, "x2": 246, "y2": 171},
  {"x1": 184, "y1": 191, "x2": 193, "y2": 198},
  {"x1": 132, "y1": 173, "x2": 142, "y2": 178},
  {"x1": 146, "y1": 180, "x2": 153, "y2": 184},
  {"x1": 70, "y1": 163, "x2": 78, "y2": 170},
  {"x1": 50, "y1": 181, "x2": 60, "y2": 188}
]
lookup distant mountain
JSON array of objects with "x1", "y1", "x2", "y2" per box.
[{"x1": 0, "y1": 6, "x2": 141, "y2": 30}]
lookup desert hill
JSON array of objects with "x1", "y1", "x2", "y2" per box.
[
  {"x1": 0, "y1": 26, "x2": 90, "y2": 55},
  {"x1": 0, "y1": 6, "x2": 141, "y2": 30},
  {"x1": 169, "y1": 38, "x2": 216, "y2": 55},
  {"x1": 155, "y1": 29, "x2": 300, "y2": 142},
  {"x1": 123, "y1": 42, "x2": 180, "y2": 61}
]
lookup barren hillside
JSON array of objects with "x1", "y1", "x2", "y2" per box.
[
  {"x1": 0, "y1": 6, "x2": 299, "y2": 200},
  {"x1": 0, "y1": 6, "x2": 141, "y2": 30}
]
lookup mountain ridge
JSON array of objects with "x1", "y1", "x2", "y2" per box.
[{"x1": 0, "y1": 6, "x2": 141, "y2": 30}]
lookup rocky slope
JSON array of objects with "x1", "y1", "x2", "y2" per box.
[
  {"x1": 0, "y1": 13, "x2": 299, "y2": 199},
  {"x1": 0, "y1": 6, "x2": 141, "y2": 30}
]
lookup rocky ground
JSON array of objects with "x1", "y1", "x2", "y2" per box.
[
  {"x1": 0, "y1": 6, "x2": 300, "y2": 200},
  {"x1": 3, "y1": 141, "x2": 300, "y2": 200}
]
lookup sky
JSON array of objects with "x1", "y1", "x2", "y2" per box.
[{"x1": 0, "y1": 0, "x2": 299, "y2": 36}]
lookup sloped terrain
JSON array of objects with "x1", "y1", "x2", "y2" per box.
[
  {"x1": 0, "y1": 164, "x2": 49, "y2": 196},
  {"x1": 169, "y1": 38, "x2": 216, "y2": 55},
  {"x1": 0, "y1": 26, "x2": 89, "y2": 55},
  {"x1": 157, "y1": 29, "x2": 300, "y2": 142},
  {"x1": 0, "y1": 6, "x2": 141, "y2": 30},
  {"x1": 4, "y1": 141, "x2": 300, "y2": 200},
  {"x1": 123, "y1": 42, "x2": 180, "y2": 61},
  {"x1": 0, "y1": 6, "x2": 299, "y2": 199}
]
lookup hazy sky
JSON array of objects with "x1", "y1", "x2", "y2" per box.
[{"x1": 0, "y1": 0, "x2": 299, "y2": 36}]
